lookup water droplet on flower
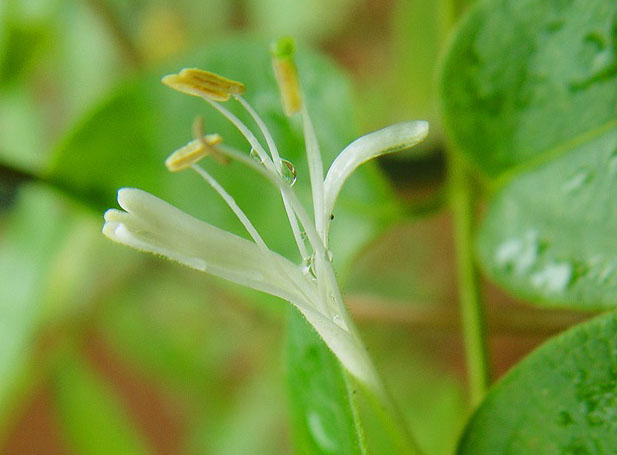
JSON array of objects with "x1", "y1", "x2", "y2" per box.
[
  {"x1": 250, "y1": 147, "x2": 262, "y2": 163},
  {"x1": 332, "y1": 314, "x2": 347, "y2": 329},
  {"x1": 187, "y1": 258, "x2": 208, "y2": 271},
  {"x1": 281, "y1": 159, "x2": 297, "y2": 186},
  {"x1": 302, "y1": 254, "x2": 317, "y2": 280}
]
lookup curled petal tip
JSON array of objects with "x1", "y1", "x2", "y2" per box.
[{"x1": 323, "y1": 120, "x2": 430, "y2": 221}]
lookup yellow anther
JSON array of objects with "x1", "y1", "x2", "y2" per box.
[
  {"x1": 161, "y1": 68, "x2": 245, "y2": 101},
  {"x1": 270, "y1": 37, "x2": 302, "y2": 116},
  {"x1": 192, "y1": 116, "x2": 229, "y2": 165},
  {"x1": 165, "y1": 134, "x2": 223, "y2": 172}
]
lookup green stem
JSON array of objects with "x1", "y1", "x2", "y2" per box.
[{"x1": 449, "y1": 152, "x2": 490, "y2": 407}]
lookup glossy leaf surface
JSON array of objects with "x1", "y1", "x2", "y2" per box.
[
  {"x1": 441, "y1": 0, "x2": 617, "y2": 308},
  {"x1": 459, "y1": 311, "x2": 617, "y2": 454},
  {"x1": 441, "y1": 0, "x2": 617, "y2": 177}
]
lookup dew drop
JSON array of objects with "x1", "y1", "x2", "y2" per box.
[
  {"x1": 187, "y1": 257, "x2": 208, "y2": 271},
  {"x1": 495, "y1": 230, "x2": 538, "y2": 274},
  {"x1": 281, "y1": 159, "x2": 297, "y2": 186},
  {"x1": 249, "y1": 147, "x2": 262, "y2": 163},
  {"x1": 530, "y1": 262, "x2": 572, "y2": 293},
  {"x1": 332, "y1": 314, "x2": 347, "y2": 330},
  {"x1": 302, "y1": 254, "x2": 317, "y2": 280}
]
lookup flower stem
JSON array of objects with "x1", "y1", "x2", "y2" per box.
[{"x1": 449, "y1": 152, "x2": 490, "y2": 407}]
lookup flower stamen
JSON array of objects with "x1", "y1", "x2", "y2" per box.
[
  {"x1": 162, "y1": 68, "x2": 245, "y2": 101},
  {"x1": 165, "y1": 133, "x2": 223, "y2": 172},
  {"x1": 270, "y1": 37, "x2": 302, "y2": 116}
]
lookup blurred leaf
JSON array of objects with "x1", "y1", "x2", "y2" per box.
[
  {"x1": 440, "y1": 0, "x2": 617, "y2": 308},
  {"x1": 287, "y1": 309, "x2": 424, "y2": 455},
  {"x1": 0, "y1": 0, "x2": 128, "y2": 174},
  {"x1": 0, "y1": 87, "x2": 47, "y2": 173},
  {"x1": 392, "y1": 0, "x2": 453, "y2": 119},
  {"x1": 246, "y1": 0, "x2": 356, "y2": 42},
  {"x1": 441, "y1": 0, "x2": 617, "y2": 177},
  {"x1": 51, "y1": 350, "x2": 150, "y2": 455},
  {"x1": 98, "y1": 265, "x2": 251, "y2": 398},
  {"x1": 367, "y1": 328, "x2": 467, "y2": 455},
  {"x1": 345, "y1": 216, "x2": 455, "y2": 304},
  {"x1": 459, "y1": 311, "x2": 617, "y2": 454},
  {"x1": 0, "y1": 184, "x2": 72, "y2": 419},
  {"x1": 185, "y1": 351, "x2": 288, "y2": 455},
  {"x1": 476, "y1": 128, "x2": 617, "y2": 309},
  {"x1": 285, "y1": 309, "x2": 362, "y2": 455},
  {"x1": 0, "y1": 0, "x2": 60, "y2": 87}
]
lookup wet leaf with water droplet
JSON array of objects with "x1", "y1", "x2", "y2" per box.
[
  {"x1": 442, "y1": 0, "x2": 617, "y2": 309},
  {"x1": 285, "y1": 309, "x2": 362, "y2": 455},
  {"x1": 477, "y1": 128, "x2": 617, "y2": 309},
  {"x1": 441, "y1": 0, "x2": 617, "y2": 177},
  {"x1": 459, "y1": 311, "x2": 617, "y2": 454}
]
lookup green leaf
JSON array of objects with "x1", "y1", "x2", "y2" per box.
[
  {"x1": 51, "y1": 350, "x2": 150, "y2": 455},
  {"x1": 0, "y1": 184, "x2": 72, "y2": 417},
  {"x1": 476, "y1": 127, "x2": 617, "y2": 309},
  {"x1": 285, "y1": 308, "x2": 363, "y2": 455},
  {"x1": 441, "y1": 0, "x2": 617, "y2": 177},
  {"x1": 287, "y1": 308, "x2": 423, "y2": 455},
  {"x1": 440, "y1": 0, "x2": 617, "y2": 308},
  {"x1": 246, "y1": 0, "x2": 356, "y2": 42},
  {"x1": 458, "y1": 311, "x2": 617, "y2": 454}
]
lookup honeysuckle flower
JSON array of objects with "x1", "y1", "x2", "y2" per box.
[{"x1": 103, "y1": 39, "x2": 428, "y2": 392}]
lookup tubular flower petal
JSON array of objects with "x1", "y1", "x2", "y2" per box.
[{"x1": 103, "y1": 40, "x2": 428, "y2": 391}]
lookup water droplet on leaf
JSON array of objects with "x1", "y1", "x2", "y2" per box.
[
  {"x1": 495, "y1": 230, "x2": 539, "y2": 273},
  {"x1": 530, "y1": 262, "x2": 572, "y2": 293}
]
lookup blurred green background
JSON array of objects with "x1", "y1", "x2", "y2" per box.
[{"x1": 0, "y1": 0, "x2": 580, "y2": 454}]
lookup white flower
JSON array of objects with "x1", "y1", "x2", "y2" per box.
[{"x1": 103, "y1": 43, "x2": 428, "y2": 391}]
